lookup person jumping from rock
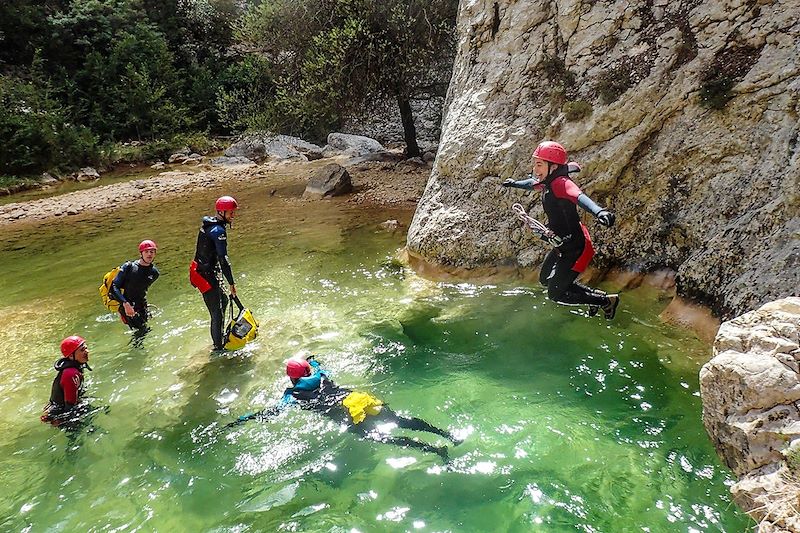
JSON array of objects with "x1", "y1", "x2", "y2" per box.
[
  {"x1": 228, "y1": 356, "x2": 461, "y2": 461},
  {"x1": 503, "y1": 141, "x2": 620, "y2": 319}
]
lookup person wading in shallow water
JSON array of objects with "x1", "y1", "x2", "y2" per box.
[
  {"x1": 228, "y1": 356, "x2": 462, "y2": 461},
  {"x1": 190, "y1": 196, "x2": 240, "y2": 350},
  {"x1": 41, "y1": 336, "x2": 92, "y2": 426},
  {"x1": 503, "y1": 141, "x2": 620, "y2": 319},
  {"x1": 110, "y1": 240, "x2": 160, "y2": 332}
]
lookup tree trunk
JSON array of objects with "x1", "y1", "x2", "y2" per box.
[{"x1": 397, "y1": 95, "x2": 421, "y2": 158}]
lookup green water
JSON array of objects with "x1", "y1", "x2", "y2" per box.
[{"x1": 0, "y1": 179, "x2": 750, "y2": 532}]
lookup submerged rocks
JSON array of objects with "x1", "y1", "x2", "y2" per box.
[
  {"x1": 303, "y1": 163, "x2": 353, "y2": 199},
  {"x1": 700, "y1": 297, "x2": 800, "y2": 530}
]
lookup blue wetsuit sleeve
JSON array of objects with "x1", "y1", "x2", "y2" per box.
[
  {"x1": 505, "y1": 178, "x2": 539, "y2": 190},
  {"x1": 110, "y1": 262, "x2": 129, "y2": 303},
  {"x1": 308, "y1": 360, "x2": 326, "y2": 373},
  {"x1": 577, "y1": 193, "x2": 604, "y2": 216},
  {"x1": 278, "y1": 391, "x2": 298, "y2": 408},
  {"x1": 208, "y1": 225, "x2": 235, "y2": 285}
]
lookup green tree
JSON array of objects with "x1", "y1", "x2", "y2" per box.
[
  {"x1": 238, "y1": 0, "x2": 458, "y2": 154},
  {"x1": 0, "y1": 73, "x2": 98, "y2": 175}
]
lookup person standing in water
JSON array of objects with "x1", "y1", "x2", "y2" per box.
[
  {"x1": 503, "y1": 141, "x2": 620, "y2": 319},
  {"x1": 228, "y1": 356, "x2": 461, "y2": 461},
  {"x1": 190, "y1": 196, "x2": 239, "y2": 350},
  {"x1": 110, "y1": 240, "x2": 160, "y2": 331},
  {"x1": 41, "y1": 336, "x2": 92, "y2": 426}
]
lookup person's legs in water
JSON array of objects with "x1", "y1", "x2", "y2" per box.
[
  {"x1": 370, "y1": 434, "x2": 449, "y2": 462},
  {"x1": 350, "y1": 423, "x2": 449, "y2": 462},
  {"x1": 202, "y1": 283, "x2": 229, "y2": 349},
  {"x1": 379, "y1": 406, "x2": 461, "y2": 445}
]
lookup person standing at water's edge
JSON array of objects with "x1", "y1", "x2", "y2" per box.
[
  {"x1": 190, "y1": 195, "x2": 239, "y2": 350},
  {"x1": 41, "y1": 336, "x2": 92, "y2": 425},
  {"x1": 503, "y1": 141, "x2": 620, "y2": 319},
  {"x1": 110, "y1": 240, "x2": 160, "y2": 331}
]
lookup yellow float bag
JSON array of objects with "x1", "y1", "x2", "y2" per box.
[
  {"x1": 99, "y1": 266, "x2": 122, "y2": 312},
  {"x1": 224, "y1": 296, "x2": 259, "y2": 350},
  {"x1": 342, "y1": 392, "x2": 383, "y2": 424}
]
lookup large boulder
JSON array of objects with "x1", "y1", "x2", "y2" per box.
[
  {"x1": 225, "y1": 133, "x2": 323, "y2": 162},
  {"x1": 325, "y1": 133, "x2": 387, "y2": 157},
  {"x1": 75, "y1": 167, "x2": 100, "y2": 182},
  {"x1": 303, "y1": 163, "x2": 353, "y2": 199},
  {"x1": 701, "y1": 297, "x2": 800, "y2": 530},
  {"x1": 210, "y1": 156, "x2": 255, "y2": 168}
]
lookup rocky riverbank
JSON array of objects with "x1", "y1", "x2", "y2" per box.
[
  {"x1": 0, "y1": 156, "x2": 431, "y2": 228},
  {"x1": 701, "y1": 297, "x2": 800, "y2": 532}
]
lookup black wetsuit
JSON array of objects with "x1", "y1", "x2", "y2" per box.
[
  {"x1": 41, "y1": 358, "x2": 85, "y2": 423},
  {"x1": 111, "y1": 260, "x2": 159, "y2": 329},
  {"x1": 278, "y1": 365, "x2": 455, "y2": 458},
  {"x1": 507, "y1": 166, "x2": 609, "y2": 307},
  {"x1": 193, "y1": 216, "x2": 234, "y2": 349}
]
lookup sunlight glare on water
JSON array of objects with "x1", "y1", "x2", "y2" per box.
[{"x1": 0, "y1": 177, "x2": 749, "y2": 531}]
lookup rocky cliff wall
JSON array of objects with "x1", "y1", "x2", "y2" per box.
[
  {"x1": 407, "y1": 0, "x2": 799, "y2": 318},
  {"x1": 701, "y1": 297, "x2": 800, "y2": 531}
]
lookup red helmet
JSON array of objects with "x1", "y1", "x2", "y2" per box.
[
  {"x1": 215, "y1": 196, "x2": 239, "y2": 211},
  {"x1": 532, "y1": 141, "x2": 568, "y2": 165},
  {"x1": 138, "y1": 239, "x2": 157, "y2": 252},
  {"x1": 286, "y1": 359, "x2": 312, "y2": 379},
  {"x1": 60, "y1": 335, "x2": 86, "y2": 357}
]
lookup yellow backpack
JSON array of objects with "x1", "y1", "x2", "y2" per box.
[{"x1": 99, "y1": 266, "x2": 123, "y2": 312}]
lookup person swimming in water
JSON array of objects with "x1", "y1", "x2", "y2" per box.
[{"x1": 228, "y1": 356, "x2": 461, "y2": 461}]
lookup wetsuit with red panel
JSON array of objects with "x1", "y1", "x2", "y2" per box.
[
  {"x1": 505, "y1": 166, "x2": 610, "y2": 307},
  {"x1": 193, "y1": 216, "x2": 235, "y2": 349},
  {"x1": 41, "y1": 358, "x2": 85, "y2": 423}
]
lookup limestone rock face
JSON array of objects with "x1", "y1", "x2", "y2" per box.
[
  {"x1": 701, "y1": 297, "x2": 800, "y2": 530},
  {"x1": 407, "y1": 0, "x2": 800, "y2": 317},
  {"x1": 303, "y1": 163, "x2": 353, "y2": 199}
]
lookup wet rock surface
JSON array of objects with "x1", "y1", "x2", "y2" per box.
[{"x1": 701, "y1": 297, "x2": 800, "y2": 531}]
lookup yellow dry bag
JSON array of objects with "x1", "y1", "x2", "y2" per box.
[
  {"x1": 224, "y1": 296, "x2": 259, "y2": 350},
  {"x1": 99, "y1": 266, "x2": 123, "y2": 312},
  {"x1": 342, "y1": 392, "x2": 383, "y2": 424}
]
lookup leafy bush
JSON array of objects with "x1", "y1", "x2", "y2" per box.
[
  {"x1": 563, "y1": 100, "x2": 593, "y2": 121},
  {"x1": 595, "y1": 68, "x2": 633, "y2": 105},
  {"x1": 698, "y1": 45, "x2": 761, "y2": 111},
  {"x1": 699, "y1": 76, "x2": 735, "y2": 110},
  {"x1": 215, "y1": 56, "x2": 278, "y2": 133},
  {"x1": 0, "y1": 75, "x2": 99, "y2": 175}
]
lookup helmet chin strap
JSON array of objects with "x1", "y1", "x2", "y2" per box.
[{"x1": 217, "y1": 211, "x2": 233, "y2": 227}]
